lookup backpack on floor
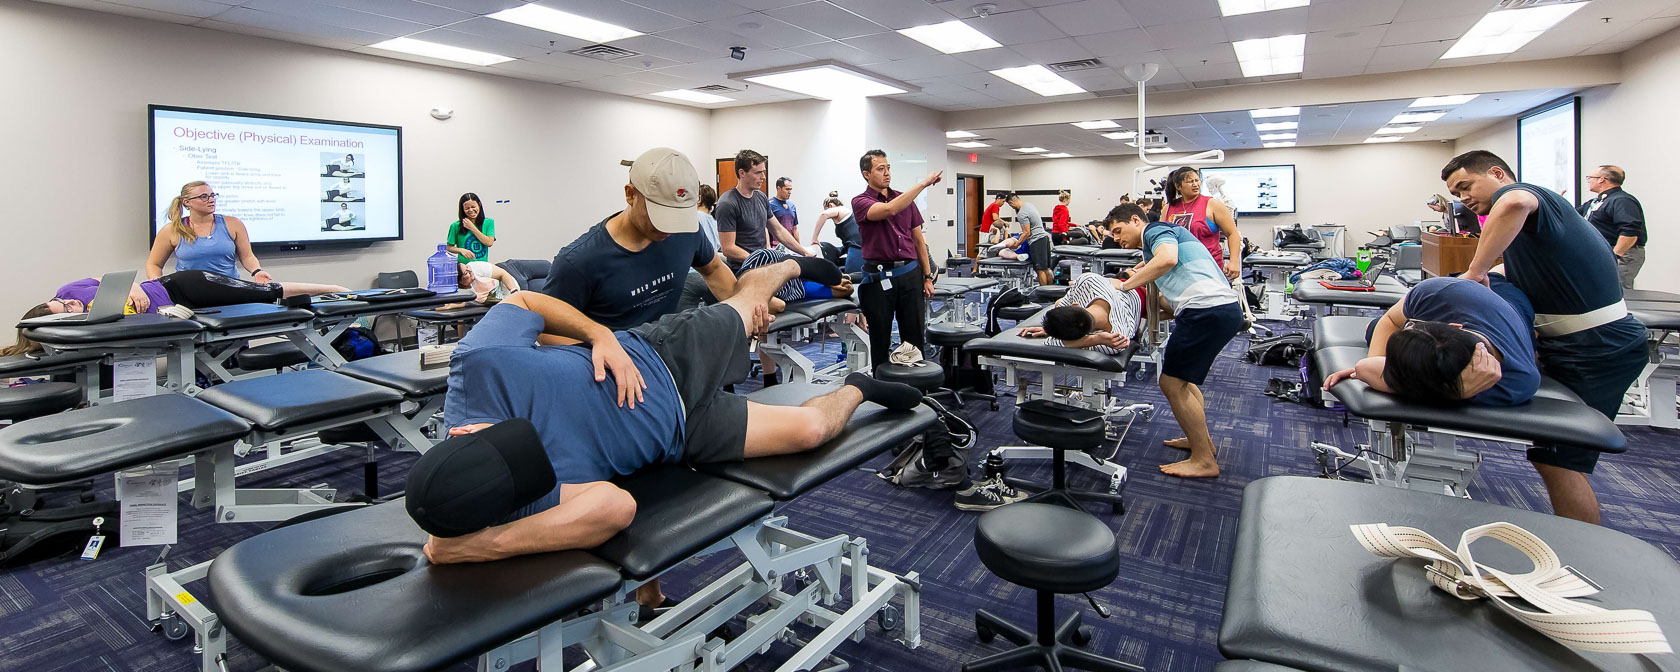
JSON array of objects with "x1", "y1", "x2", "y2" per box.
[
  {"x1": 877, "y1": 393, "x2": 976, "y2": 485},
  {"x1": 1245, "y1": 332, "x2": 1312, "y2": 367},
  {"x1": 332, "y1": 325, "x2": 387, "y2": 362}
]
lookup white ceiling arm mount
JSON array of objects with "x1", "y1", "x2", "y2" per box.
[{"x1": 1124, "y1": 63, "x2": 1224, "y2": 194}]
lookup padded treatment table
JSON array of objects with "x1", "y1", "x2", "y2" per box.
[
  {"x1": 1245, "y1": 251, "x2": 1314, "y2": 321},
  {"x1": 1315, "y1": 343, "x2": 1625, "y2": 497},
  {"x1": 1312, "y1": 315, "x2": 1372, "y2": 350},
  {"x1": 1625, "y1": 289, "x2": 1680, "y2": 304},
  {"x1": 21, "y1": 313, "x2": 206, "y2": 401},
  {"x1": 0, "y1": 350, "x2": 103, "y2": 405},
  {"x1": 975, "y1": 256, "x2": 1034, "y2": 291},
  {"x1": 931, "y1": 276, "x2": 1001, "y2": 325},
  {"x1": 404, "y1": 302, "x2": 491, "y2": 339},
  {"x1": 329, "y1": 350, "x2": 452, "y2": 452},
  {"x1": 207, "y1": 382, "x2": 937, "y2": 672},
  {"x1": 760, "y1": 298, "x2": 868, "y2": 384},
  {"x1": 187, "y1": 303, "x2": 320, "y2": 383},
  {"x1": 1290, "y1": 275, "x2": 1408, "y2": 315},
  {"x1": 307, "y1": 290, "x2": 474, "y2": 364},
  {"x1": 1620, "y1": 307, "x2": 1680, "y2": 429},
  {"x1": 1220, "y1": 476, "x2": 1680, "y2": 672},
  {"x1": 0, "y1": 394, "x2": 250, "y2": 486}
]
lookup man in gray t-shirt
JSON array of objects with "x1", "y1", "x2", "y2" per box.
[
  {"x1": 1006, "y1": 193, "x2": 1053, "y2": 285},
  {"x1": 716, "y1": 150, "x2": 810, "y2": 271}
]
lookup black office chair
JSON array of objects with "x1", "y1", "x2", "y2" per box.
[{"x1": 373, "y1": 270, "x2": 420, "y2": 349}]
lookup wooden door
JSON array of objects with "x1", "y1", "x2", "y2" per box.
[
  {"x1": 716, "y1": 157, "x2": 768, "y2": 193},
  {"x1": 959, "y1": 175, "x2": 982, "y2": 258}
]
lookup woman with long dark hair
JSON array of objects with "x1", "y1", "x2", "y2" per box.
[
  {"x1": 1162, "y1": 167, "x2": 1241, "y2": 279},
  {"x1": 445, "y1": 192, "x2": 497, "y2": 263}
]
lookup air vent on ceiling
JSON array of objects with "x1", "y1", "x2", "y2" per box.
[
  {"x1": 567, "y1": 44, "x2": 641, "y2": 61},
  {"x1": 695, "y1": 84, "x2": 742, "y2": 93},
  {"x1": 1048, "y1": 58, "x2": 1103, "y2": 72},
  {"x1": 1496, "y1": 0, "x2": 1583, "y2": 8}
]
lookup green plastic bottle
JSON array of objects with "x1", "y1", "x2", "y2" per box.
[{"x1": 1356, "y1": 249, "x2": 1372, "y2": 273}]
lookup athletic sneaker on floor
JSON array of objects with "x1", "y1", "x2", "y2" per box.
[
  {"x1": 894, "y1": 456, "x2": 969, "y2": 491},
  {"x1": 954, "y1": 477, "x2": 1026, "y2": 511}
]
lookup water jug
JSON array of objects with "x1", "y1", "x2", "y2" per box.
[{"x1": 427, "y1": 244, "x2": 456, "y2": 293}]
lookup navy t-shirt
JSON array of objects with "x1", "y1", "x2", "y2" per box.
[
  {"x1": 443, "y1": 304, "x2": 685, "y2": 518},
  {"x1": 1401, "y1": 277, "x2": 1539, "y2": 407},
  {"x1": 540, "y1": 213, "x2": 717, "y2": 330},
  {"x1": 1491, "y1": 183, "x2": 1623, "y2": 317}
]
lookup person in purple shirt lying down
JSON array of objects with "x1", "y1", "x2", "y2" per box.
[{"x1": 35, "y1": 270, "x2": 346, "y2": 316}]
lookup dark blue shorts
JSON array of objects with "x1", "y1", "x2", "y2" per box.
[
  {"x1": 1526, "y1": 316, "x2": 1648, "y2": 473},
  {"x1": 1161, "y1": 302, "x2": 1244, "y2": 385}
]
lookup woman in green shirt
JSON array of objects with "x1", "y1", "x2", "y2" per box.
[{"x1": 446, "y1": 192, "x2": 496, "y2": 263}]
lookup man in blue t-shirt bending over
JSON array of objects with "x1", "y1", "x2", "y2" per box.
[
  {"x1": 1440, "y1": 150, "x2": 1647, "y2": 524},
  {"x1": 411, "y1": 256, "x2": 923, "y2": 565}
]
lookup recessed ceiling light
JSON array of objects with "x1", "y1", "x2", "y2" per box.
[
  {"x1": 1012, "y1": 147, "x2": 1049, "y2": 153},
  {"x1": 1043, "y1": 153, "x2": 1073, "y2": 158},
  {"x1": 946, "y1": 130, "x2": 980, "y2": 138},
  {"x1": 1411, "y1": 94, "x2": 1478, "y2": 107},
  {"x1": 487, "y1": 4, "x2": 642, "y2": 43},
  {"x1": 368, "y1": 37, "x2": 513, "y2": 66},
  {"x1": 1145, "y1": 147, "x2": 1176, "y2": 154},
  {"x1": 1102, "y1": 131, "x2": 1137, "y2": 140},
  {"x1": 1232, "y1": 34, "x2": 1305, "y2": 77},
  {"x1": 1218, "y1": 0, "x2": 1310, "y2": 18},
  {"x1": 898, "y1": 20, "x2": 1002, "y2": 54},
  {"x1": 989, "y1": 65, "x2": 1088, "y2": 97},
  {"x1": 1254, "y1": 121, "x2": 1298, "y2": 131},
  {"x1": 1259, "y1": 133, "x2": 1296, "y2": 140},
  {"x1": 1375, "y1": 126, "x2": 1422, "y2": 134},
  {"x1": 1390, "y1": 111, "x2": 1445, "y2": 124},
  {"x1": 1263, "y1": 141, "x2": 1296, "y2": 147},
  {"x1": 1250, "y1": 106, "x2": 1300, "y2": 118},
  {"x1": 949, "y1": 141, "x2": 990, "y2": 148},
  {"x1": 1442, "y1": 3, "x2": 1585, "y2": 59},
  {"x1": 1364, "y1": 136, "x2": 1404, "y2": 143},
  {"x1": 1072, "y1": 120, "x2": 1120, "y2": 130},
  {"x1": 650, "y1": 89, "x2": 733, "y2": 104},
  {"x1": 744, "y1": 64, "x2": 906, "y2": 99}
]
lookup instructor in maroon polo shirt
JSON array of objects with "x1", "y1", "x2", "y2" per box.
[{"x1": 851, "y1": 149, "x2": 943, "y2": 361}]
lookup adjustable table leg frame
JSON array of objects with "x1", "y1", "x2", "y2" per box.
[
  {"x1": 145, "y1": 557, "x2": 227, "y2": 672},
  {"x1": 480, "y1": 515, "x2": 921, "y2": 672},
  {"x1": 1310, "y1": 419, "x2": 1483, "y2": 498},
  {"x1": 762, "y1": 320, "x2": 871, "y2": 385},
  {"x1": 1617, "y1": 330, "x2": 1678, "y2": 429}
]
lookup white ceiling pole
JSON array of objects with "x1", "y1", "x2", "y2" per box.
[{"x1": 1124, "y1": 63, "x2": 1224, "y2": 196}]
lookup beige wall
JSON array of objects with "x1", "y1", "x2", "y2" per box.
[
  {"x1": 1010, "y1": 141, "x2": 1457, "y2": 252},
  {"x1": 1, "y1": 0, "x2": 708, "y2": 335}
]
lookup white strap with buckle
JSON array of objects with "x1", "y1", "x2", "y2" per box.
[
  {"x1": 1534, "y1": 300, "x2": 1627, "y2": 338},
  {"x1": 1351, "y1": 521, "x2": 1670, "y2": 654}
]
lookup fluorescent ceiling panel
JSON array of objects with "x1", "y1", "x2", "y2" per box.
[
  {"x1": 1232, "y1": 34, "x2": 1305, "y2": 77},
  {"x1": 1442, "y1": 3, "x2": 1586, "y2": 59},
  {"x1": 1263, "y1": 141, "x2": 1296, "y2": 147},
  {"x1": 1043, "y1": 153, "x2": 1073, "y2": 158},
  {"x1": 1101, "y1": 131, "x2": 1137, "y2": 140},
  {"x1": 1145, "y1": 147, "x2": 1176, "y2": 154},
  {"x1": 1072, "y1": 120, "x2": 1120, "y2": 130},
  {"x1": 487, "y1": 4, "x2": 642, "y2": 43},
  {"x1": 1012, "y1": 147, "x2": 1049, "y2": 153},
  {"x1": 1254, "y1": 121, "x2": 1298, "y2": 131},
  {"x1": 989, "y1": 65, "x2": 1087, "y2": 97},
  {"x1": 368, "y1": 38, "x2": 512, "y2": 66},
  {"x1": 1375, "y1": 126, "x2": 1422, "y2": 134},
  {"x1": 949, "y1": 141, "x2": 990, "y2": 148},
  {"x1": 745, "y1": 65, "x2": 906, "y2": 99},
  {"x1": 1364, "y1": 136, "x2": 1403, "y2": 143},
  {"x1": 1259, "y1": 133, "x2": 1296, "y2": 140},
  {"x1": 1219, "y1": 0, "x2": 1310, "y2": 17},
  {"x1": 1412, "y1": 94, "x2": 1478, "y2": 107},
  {"x1": 1250, "y1": 106, "x2": 1300, "y2": 118},
  {"x1": 651, "y1": 89, "x2": 733, "y2": 104},
  {"x1": 1390, "y1": 111, "x2": 1445, "y2": 124},
  {"x1": 946, "y1": 130, "x2": 980, "y2": 138},
  {"x1": 898, "y1": 20, "x2": 1002, "y2": 54}
]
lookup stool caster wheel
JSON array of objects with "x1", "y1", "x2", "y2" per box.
[
  {"x1": 1072, "y1": 625, "x2": 1094, "y2": 646},
  {"x1": 976, "y1": 623, "x2": 996, "y2": 643},
  {"x1": 159, "y1": 614, "x2": 190, "y2": 641},
  {"x1": 877, "y1": 605, "x2": 901, "y2": 631}
]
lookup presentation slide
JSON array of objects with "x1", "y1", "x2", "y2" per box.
[
  {"x1": 150, "y1": 106, "x2": 402, "y2": 246},
  {"x1": 1200, "y1": 164, "x2": 1295, "y2": 215},
  {"x1": 1518, "y1": 97, "x2": 1578, "y2": 205}
]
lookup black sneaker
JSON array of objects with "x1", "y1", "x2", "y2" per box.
[
  {"x1": 954, "y1": 478, "x2": 1027, "y2": 511},
  {"x1": 896, "y1": 457, "x2": 969, "y2": 490}
]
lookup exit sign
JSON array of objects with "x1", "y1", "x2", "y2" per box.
[{"x1": 968, "y1": 153, "x2": 978, "y2": 163}]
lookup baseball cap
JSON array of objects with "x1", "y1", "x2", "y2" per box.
[
  {"x1": 405, "y1": 418, "x2": 556, "y2": 538},
  {"x1": 626, "y1": 147, "x2": 700, "y2": 234}
]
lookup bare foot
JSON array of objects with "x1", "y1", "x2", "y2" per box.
[
  {"x1": 1163, "y1": 437, "x2": 1190, "y2": 450},
  {"x1": 1159, "y1": 459, "x2": 1220, "y2": 478}
]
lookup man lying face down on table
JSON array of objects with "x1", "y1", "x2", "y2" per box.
[{"x1": 405, "y1": 254, "x2": 924, "y2": 565}]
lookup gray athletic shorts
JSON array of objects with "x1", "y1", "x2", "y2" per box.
[{"x1": 632, "y1": 304, "x2": 751, "y2": 464}]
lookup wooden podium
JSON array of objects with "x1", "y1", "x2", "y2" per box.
[{"x1": 1421, "y1": 232, "x2": 1482, "y2": 277}]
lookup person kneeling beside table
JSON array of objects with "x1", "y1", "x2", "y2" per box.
[{"x1": 413, "y1": 256, "x2": 922, "y2": 566}]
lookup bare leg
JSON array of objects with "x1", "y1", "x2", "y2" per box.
[
  {"x1": 277, "y1": 281, "x2": 350, "y2": 297},
  {"x1": 743, "y1": 386, "x2": 864, "y2": 458},
  {"x1": 1158, "y1": 375, "x2": 1219, "y2": 478},
  {"x1": 1163, "y1": 385, "x2": 1206, "y2": 450},
  {"x1": 721, "y1": 260, "x2": 803, "y2": 336},
  {"x1": 1037, "y1": 269, "x2": 1053, "y2": 285},
  {"x1": 1534, "y1": 463, "x2": 1602, "y2": 524},
  {"x1": 423, "y1": 482, "x2": 634, "y2": 564}
]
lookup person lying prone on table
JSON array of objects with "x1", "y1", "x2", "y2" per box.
[
  {"x1": 1323, "y1": 275, "x2": 1539, "y2": 406},
  {"x1": 409, "y1": 255, "x2": 921, "y2": 566},
  {"x1": 1016, "y1": 271, "x2": 1144, "y2": 354}
]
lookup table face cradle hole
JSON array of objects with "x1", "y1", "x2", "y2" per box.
[
  {"x1": 18, "y1": 420, "x2": 126, "y2": 445},
  {"x1": 298, "y1": 553, "x2": 423, "y2": 596}
]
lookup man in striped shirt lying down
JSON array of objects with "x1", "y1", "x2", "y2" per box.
[{"x1": 1016, "y1": 271, "x2": 1144, "y2": 354}]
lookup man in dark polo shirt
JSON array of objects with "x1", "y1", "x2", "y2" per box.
[
  {"x1": 851, "y1": 149, "x2": 942, "y2": 361},
  {"x1": 1576, "y1": 164, "x2": 1647, "y2": 288}
]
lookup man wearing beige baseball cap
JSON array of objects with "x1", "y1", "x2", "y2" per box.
[{"x1": 537, "y1": 147, "x2": 740, "y2": 340}]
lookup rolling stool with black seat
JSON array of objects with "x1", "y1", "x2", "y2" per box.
[
  {"x1": 927, "y1": 322, "x2": 997, "y2": 409},
  {"x1": 1003, "y1": 399, "x2": 1127, "y2": 514},
  {"x1": 966, "y1": 502, "x2": 1139, "y2": 672},
  {"x1": 872, "y1": 360, "x2": 945, "y2": 394},
  {"x1": 1032, "y1": 284, "x2": 1069, "y2": 304}
]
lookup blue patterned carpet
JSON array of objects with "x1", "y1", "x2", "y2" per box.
[{"x1": 2, "y1": 315, "x2": 1677, "y2": 672}]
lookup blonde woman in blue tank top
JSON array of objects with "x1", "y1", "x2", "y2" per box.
[{"x1": 147, "y1": 181, "x2": 273, "y2": 283}]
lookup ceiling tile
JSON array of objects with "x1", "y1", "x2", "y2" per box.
[
  {"x1": 565, "y1": 77, "x2": 670, "y2": 96},
  {"x1": 826, "y1": 0, "x2": 953, "y2": 30},
  {"x1": 484, "y1": 57, "x2": 594, "y2": 82},
  {"x1": 700, "y1": 13, "x2": 829, "y2": 48},
  {"x1": 1307, "y1": 24, "x2": 1388, "y2": 53},
  {"x1": 657, "y1": 22, "x2": 777, "y2": 51},
  {"x1": 1072, "y1": 28, "x2": 1159, "y2": 57},
  {"x1": 524, "y1": 0, "x2": 692, "y2": 33},
  {"x1": 621, "y1": 69, "x2": 703, "y2": 88},
  {"x1": 905, "y1": 77, "x2": 970, "y2": 95},
  {"x1": 1163, "y1": 42, "x2": 1239, "y2": 67},
  {"x1": 868, "y1": 53, "x2": 980, "y2": 80},
  {"x1": 410, "y1": 0, "x2": 524, "y2": 13},
  {"x1": 522, "y1": 50, "x2": 641, "y2": 76},
  {"x1": 96, "y1": 0, "x2": 235, "y2": 19},
  {"x1": 787, "y1": 38, "x2": 885, "y2": 65},
  {"x1": 840, "y1": 30, "x2": 941, "y2": 60},
  {"x1": 1380, "y1": 14, "x2": 1479, "y2": 47},
  {"x1": 627, "y1": 0, "x2": 762, "y2": 22},
  {"x1": 1578, "y1": 39, "x2": 1641, "y2": 55},
  {"x1": 197, "y1": 18, "x2": 361, "y2": 48},
  {"x1": 1308, "y1": 0, "x2": 1402, "y2": 32},
  {"x1": 968, "y1": 10, "x2": 1067, "y2": 45},
  {"x1": 951, "y1": 46, "x2": 1035, "y2": 70},
  {"x1": 765, "y1": 1, "x2": 889, "y2": 39},
  {"x1": 1177, "y1": 61, "x2": 1244, "y2": 83},
  {"x1": 241, "y1": 0, "x2": 430, "y2": 37},
  {"x1": 211, "y1": 6, "x2": 396, "y2": 44},
  {"x1": 1610, "y1": 14, "x2": 1680, "y2": 42},
  {"x1": 1302, "y1": 48, "x2": 1373, "y2": 77},
  {"x1": 1039, "y1": 0, "x2": 1139, "y2": 37},
  {"x1": 1009, "y1": 37, "x2": 1097, "y2": 63},
  {"x1": 445, "y1": 16, "x2": 591, "y2": 50},
  {"x1": 936, "y1": 0, "x2": 1038, "y2": 18},
  {"x1": 612, "y1": 34, "x2": 717, "y2": 62},
  {"x1": 1143, "y1": 17, "x2": 1229, "y2": 50},
  {"x1": 406, "y1": 28, "x2": 547, "y2": 58},
  {"x1": 1367, "y1": 40, "x2": 1450, "y2": 65},
  {"x1": 1059, "y1": 68, "x2": 1134, "y2": 92},
  {"x1": 1219, "y1": 6, "x2": 1310, "y2": 42},
  {"x1": 1393, "y1": 0, "x2": 1481, "y2": 23},
  {"x1": 1499, "y1": 44, "x2": 1588, "y2": 63},
  {"x1": 726, "y1": 0, "x2": 810, "y2": 10},
  {"x1": 1425, "y1": 54, "x2": 1502, "y2": 68},
  {"x1": 310, "y1": 0, "x2": 471, "y2": 26},
  {"x1": 1119, "y1": 0, "x2": 1219, "y2": 27}
]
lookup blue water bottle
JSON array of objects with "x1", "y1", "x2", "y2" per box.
[{"x1": 427, "y1": 244, "x2": 456, "y2": 293}]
